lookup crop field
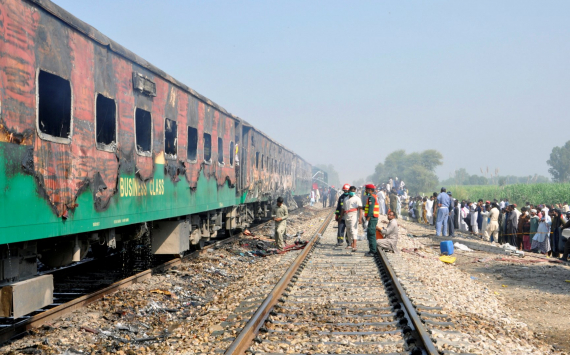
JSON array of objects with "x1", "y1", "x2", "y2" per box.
[{"x1": 435, "y1": 183, "x2": 570, "y2": 206}]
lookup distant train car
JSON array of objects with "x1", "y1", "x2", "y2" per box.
[{"x1": 0, "y1": 0, "x2": 311, "y2": 313}]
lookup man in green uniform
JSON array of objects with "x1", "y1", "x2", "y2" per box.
[
  {"x1": 362, "y1": 184, "x2": 380, "y2": 257},
  {"x1": 272, "y1": 196, "x2": 288, "y2": 250}
]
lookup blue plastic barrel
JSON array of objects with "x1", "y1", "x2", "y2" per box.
[{"x1": 440, "y1": 240, "x2": 454, "y2": 255}]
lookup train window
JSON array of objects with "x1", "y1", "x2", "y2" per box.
[
  {"x1": 37, "y1": 70, "x2": 72, "y2": 142},
  {"x1": 95, "y1": 94, "x2": 116, "y2": 151},
  {"x1": 217, "y1": 137, "x2": 224, "y2": 164},
  {"x1": 164, "y1": 118, "x2": 177, "y2": 158},
  {"x1": 187, "y1": 127, "x2": 198, "y2": 162},
  {"x1": 229, "y1": 141, "x2": 235, "y2": 166},
  {"x1": 256, "y1": 152, "x2": 259, "y2": 169},
  {"x1": 204, "y1": 133, "x2": 212, "y2": 162},
  {"x1": 135, "y1": 108, "x2": 152, "y2": 155},
  {"x1": 274, "y1": 159, "x2": 277, "y2": 173},
  {"x1": 261, "y1": 154, "x2": 264, "y2": 170}
]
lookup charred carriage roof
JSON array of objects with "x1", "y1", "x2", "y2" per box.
[{"x1": 27, "y1": 0, "x2": 303, "y2": 160}]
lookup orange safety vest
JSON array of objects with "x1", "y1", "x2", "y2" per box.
[{"x1": 364, "y1": 193, "x2": 380, "y2": 218}]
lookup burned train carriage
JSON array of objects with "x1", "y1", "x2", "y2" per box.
[{"x1": 0, "y1": 0, "x2": 311, "y2": 313}]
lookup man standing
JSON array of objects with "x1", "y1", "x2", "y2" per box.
[
  {"x1": 436, "y1": 187, "x2": 451, "y2": 236},
  {"x1": 377, "y1": 188, "x2": 386, "y2": 215},
  {"x1": 486, "y1": 203, "x2": 500, "y2": 242},
  {"x1": 362, "y1": 184, "x2": 380, "y2": 257},
  {"x1": 340, "y1": 186, "x2": 362, "y2": 252},
  {"x1": 447, "y1": 191, "x2": 455, "y2": 237},
  {"x1": 322, "y1": 188, "x2": 328, "y2": 208},
  {"x1": 272, "y1": 197, "x2": 288, "y2": 250},
  {"x1": 335, "y1": 184, "x2": 351, "y2": 246},
  {"x1": 377, "y1": 210, "x2": 399, "y2": 253},
  {"x1": 329, "y1": 187, "x2": 336, "y2": 208},
  {"x1": 389, "y1": 188, "x2": 398, "y2": 218}
]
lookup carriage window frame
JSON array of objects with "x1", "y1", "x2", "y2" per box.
[
  {"x1": 164, "y1": 117, "x2": 178, "y2": 159},
  {"x1": 229, "y1": 141, "x2": 235, "y2": 167},
  {"x1": 187, "y1": 126, "x2": 198, "y2": 163},
  {"x1": 203, "y1": 132, "x2": 212, "y2": 164},
  {"x1": 94, "y1": 93, "x2": 117, "y2": 153},
  {"x1": 256, "y1": 152, "x2": 260, "y2": 169},
  {"x1": 217, "y1": 137, "x2": 224, "y2": 165},
  {"x1": 134, "y1": 107, "x2": 153, "y2": 157},
  {"x1": 36, "y1": 69, "x2": 73, "y2": 144}
]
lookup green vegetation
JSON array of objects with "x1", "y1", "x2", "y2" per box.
[
  {"x1": 439, "y1": 183, "x2": 570, "y2": 206},
  {"x1": 440, "y1": 168, "x2": 549, "y2": 186}
]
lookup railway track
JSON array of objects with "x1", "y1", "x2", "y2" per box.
[
  {"x1": 224, "y1": 216, "x2": 441, "y2": 355},
  {"x1": 0, "y1": 213, "x2": 290, "y2": 345}
]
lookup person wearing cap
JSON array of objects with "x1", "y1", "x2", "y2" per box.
[
  {"x1": 362, "y1": 184, "x2": 380, "y2": 256},
  {"x1": 435, "y1": 187, "x2": 451, "y2": 236}
]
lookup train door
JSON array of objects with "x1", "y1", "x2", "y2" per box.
[{"x1": 240, "y1": 126, "x2": 251, "y2": 191}]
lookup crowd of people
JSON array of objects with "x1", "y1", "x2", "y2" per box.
[
  {"x1": 310, "y1": 177, "x2": 570, "y2": 262},
  {"x1": 405, "y1": 191, "x2": 570, "y2": 261}
]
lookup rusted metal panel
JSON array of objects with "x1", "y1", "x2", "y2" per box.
[{"x1": 0, "y1": 274, "x2": 53, "y2": 318}]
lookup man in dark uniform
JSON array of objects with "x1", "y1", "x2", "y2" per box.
[
  {"x1": 362, "y1": 184, "x2": 380, "y2": 256},
  {"x1": 335, "y1": 184, "x2": 351, "y2": 246}
]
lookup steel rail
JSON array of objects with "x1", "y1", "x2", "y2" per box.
[
  {"x1": 377, "y1": 247, "x2": 439, "y2": 355},
  {"x1": 0, "y1": 218, "x2": 274, "y2": 344},
  {"x1": 223, "y1": 210, "x2": 334, "y2": 355}
]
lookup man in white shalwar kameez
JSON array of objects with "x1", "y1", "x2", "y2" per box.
[
  {"x1": 470, "y1": 202, "x2": 479, "y2": 235},
  {"x1": 426, "y1": 197, "x2": 434, "y2": 225}
]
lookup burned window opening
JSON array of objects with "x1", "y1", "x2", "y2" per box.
[
  {"x1": 255, "y1": 152, "x2": 259, "y2": 169},
  {"x1": 229, "y1": 141, "x2": 235, "y2": 166},
  {"x1": 204, "y1": 133, "x2": 212, "y2": 162},
  {"x1": 164, "y1": 118, "x2": 177, "y2": 158},
  {"x1": 261, "y1": 154, "x2": 264, "y2": 170},
  {"x1": 187, "y1": 126, "x2": 198, "y2": 161},
  {"x1": 217, "y1": 137, "x2": 224, "y2": 164},
  {"x1": 135, "y1": 108, "x2": 152, "y2": 155},
  {"x1": 95, "y1": 94, "x2": 116, "y2": 150},
  {"x1": 38, "y1": 70, "x2": 72, "y2": 140}
]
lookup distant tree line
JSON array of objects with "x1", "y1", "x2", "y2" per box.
[{"x1": 440, "y1": 168, "x2": 550, "y2": 187}]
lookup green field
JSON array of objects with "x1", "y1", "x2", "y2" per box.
[{"x1": 434, "y1": 183, "x2": 570, "y2": 206}]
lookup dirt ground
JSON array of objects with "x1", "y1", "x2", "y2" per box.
[{"x1": 399, "y1": 218, "x2": 570, "y2": 354}]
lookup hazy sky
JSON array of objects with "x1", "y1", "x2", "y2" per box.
[{"x1": 53, "y1": 0, "x2": 570, "y2": 184}]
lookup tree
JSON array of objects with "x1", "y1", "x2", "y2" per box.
[
  {"x1": 314, "y1": 164, "x2": 341, "y2": 187},
  {"x1": 362, "y1": 149, "x2": 443, "y2": 194},
  {"x1": 404, "y1": 165, "x2": 438, "y2": 194},
  {"x1": 547, "y1": 141, "x2": 570, "y2": 183}
]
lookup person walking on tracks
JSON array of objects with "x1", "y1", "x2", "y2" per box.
[
  {"x1": 377, "y1": 210, "x2": 399, "y2": 253},
  {"x1": 335, "y1": 184, "x2": 351, "y2": 246},
  {"x1": 272, "y1": 197, "x2": 288, "y2": 250},
  {"x1": 362, "y1": 184, "x2": 380, "y2": 257},
  {"x1": 340, "y1": 186, "x2": 362, "y2": 252}
]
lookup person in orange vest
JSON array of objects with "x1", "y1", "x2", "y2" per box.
[{"x1": 362, "y1": 184, "x2": 380, "y2": 257}]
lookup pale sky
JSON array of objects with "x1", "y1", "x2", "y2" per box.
[{"x1": 54, "y1": 0, "x2": 570, "y2": 183}]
